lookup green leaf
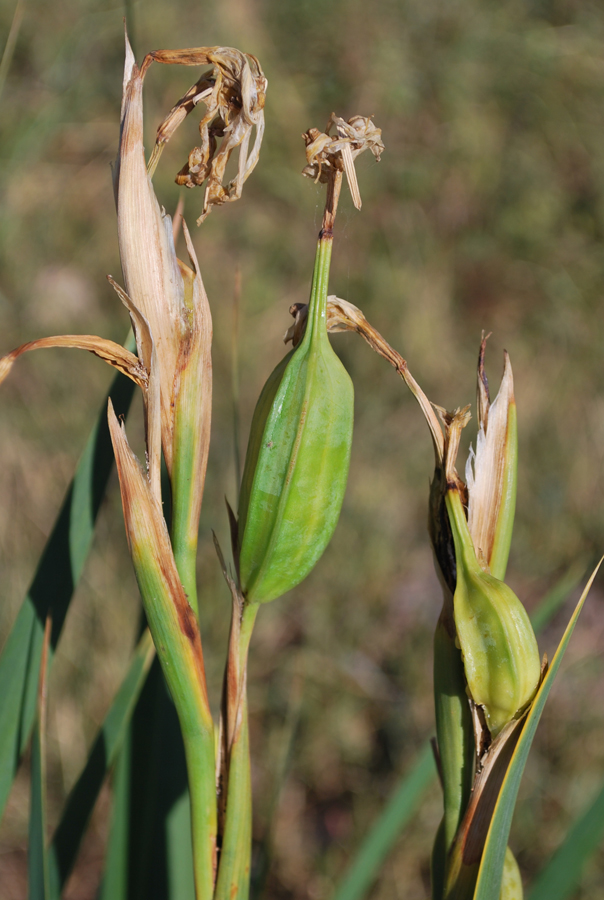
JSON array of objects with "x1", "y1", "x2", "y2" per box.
[
  {"x1": 332, "y1": 744, "x2": 436, "y2": 900},
  {"x1": 527, "y1": 776, "x2": 604, "y2": 900},
  {"x1": 47, "y1": 629, "x2": 154, "y2": 894},
  {"x1": 28, "y1": 617, "x2": 54, "y2": 900},
  {"x1": 0, "y1": 360, "x2": 135, "y2": 823},
  {"x1": 473, "y1": 561, "x2": 602, "y2": 900},
  {"x1": 99, "y1": 727, "x2": 132, "y2": 900},
  {"x1": 529, "y1": 560, "x2": 587, "y2": 633},
  {"x1": 115, "y1": 656, "x2": 195, "y2": 900}
]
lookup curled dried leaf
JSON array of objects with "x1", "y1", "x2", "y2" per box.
[
  {"x1": 146, "y1": 47, "x2": 267, "y2": 224},
  {"x1": 284, "y1": 295, "x2": 444, "y2": 460},
  {"x1": 302, "y1": 114, "x2": 384, "y2": 209},
  {"x1": 0, "y1": 335, "x2": 147, "y2": 390}
]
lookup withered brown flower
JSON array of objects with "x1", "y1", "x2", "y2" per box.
[
  {"x1": 302, "y1": 113, "x2": 384, "y2": 209},
  {"x1": 145, "y1": 47, "x2": 267, "y2": 224}
]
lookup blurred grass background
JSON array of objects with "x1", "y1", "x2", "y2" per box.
[{"x1": 1, "y1": 0, "x2": 604, "y2": 897}]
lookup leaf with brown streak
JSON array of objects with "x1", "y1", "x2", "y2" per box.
[
  {"x1": 444, "y1": 714, "x2": 526, "y2": 899},
  {"x1": 107, "y1": 399, "x2": 210, "y2": 716},
  {"x1": 108, "y1": 275, "x2": 161, "y2": 501}
]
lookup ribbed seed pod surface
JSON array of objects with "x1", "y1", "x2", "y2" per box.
[
  {"x1": 446, "y1": 489, "x2": 541, "y2": 738},
  {"x1": 237, "y1": 238, "x2": 354, "y2": 604}
]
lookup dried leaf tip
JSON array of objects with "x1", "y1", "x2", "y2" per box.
[
  {"x1": 302, "y1": 114, "x2": 384, "y2": 210},
  {"x1": 146, "y1": 46, "x2": 267, "y2": 224}
]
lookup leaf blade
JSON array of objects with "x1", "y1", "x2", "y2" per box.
[
  {"x1": 527, "y1": 777, "x2": 604, "y2": 900},
  {"x1": 48, "y1": 629, "x2": 154, "y2": 893},
  {"x1": 0, "y1": 359, "x2": 135, "y2": 823},
  {"x1": 27, "y1": 616, "x2": 54, "y2": 900}
]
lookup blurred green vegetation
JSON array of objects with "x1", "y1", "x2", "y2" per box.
[{"x1": 1, "y1": 0, "x2": 604, "y2": 897}]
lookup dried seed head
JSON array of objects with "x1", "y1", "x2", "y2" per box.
[
  {"x1": 302, "y1": 114, "x2": 384, "y2": 209},
  {"x1": 147, "y1": 47, "x2": 267, "y2": 224}
]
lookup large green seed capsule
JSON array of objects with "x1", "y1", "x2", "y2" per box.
[
  {"x1": 446, "y1": 488, "x2": 541, "y2": 738},
  {"x1": 237, "y1": 237, "x2": 354, "y2": 604}
]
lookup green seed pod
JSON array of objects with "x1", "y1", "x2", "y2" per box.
[
  {"x1": 446, "y1": 487, "x2": 541, "y2": 738},
  {"x1": 237, "y1": 237, "x2": 354, "y2": 604}
]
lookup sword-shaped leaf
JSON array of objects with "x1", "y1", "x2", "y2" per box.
[
  {"x1": 47, "y1": 629, "x2": 154, "y2": 894},
  {"x1": 0, "y1": 364, "x2": 135, "y2": 823},
  {"x1": 28, "y1": 617, "x2": 55, "y2": 900},
  {"x1": 527, "y1": 776, "x2": 604, "y2": 900}
]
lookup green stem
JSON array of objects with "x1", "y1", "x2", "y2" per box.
[
  {"x1": 433, "y1": 614, "x2": 474, "y2": 864},
  {"x1": 184, "y1": 722, "x2": 218, "y2": 899},
  {"x1": 295, "y1": 233, "x2": 333, "y2": 359},
  {"x1": 214, "y1": 601, "x2": 259, "y2": 900}
]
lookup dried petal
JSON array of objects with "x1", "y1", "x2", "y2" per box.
[
  {"x1": 147, "y1": 47, "x2": 267, "y2": 224},
  {"x1": 302, "y1": 113, "x2": 384, "y2": 209}
]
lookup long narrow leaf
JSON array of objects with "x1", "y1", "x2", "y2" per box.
[
  {"x1": 124, "y1": 657, "x2": 195, "y2": 900},
  {"x1": 473, "y1": 561, "x2": 602, "y2": 900},
  {"x1": 333, "y1": 744, "x2": 436, "y2": 900},
  {"x1": 99, "y1": 728, "x2": 132, "y2": 900},
  {"x1": 529, "y1": 560, "x2": 586, "y2": 633},
  {"x1": 0, "y1": 359, "x2": 135, "y2": 822},
  {"x1": 527, "y1": 777, "x2": 604, "y2": 900},
  {"x1": 47, "y1": 628, "x2": 154, "y2": 893},
  {"x1": 28, "y1": 616, "x2": 54, "y2": 900}
]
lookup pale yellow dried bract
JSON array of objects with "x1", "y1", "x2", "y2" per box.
[{"x1": 466, "y1": 350, "x2": 515, "y2": 570}]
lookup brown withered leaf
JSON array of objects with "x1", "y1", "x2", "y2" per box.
[
  {"x1": 285, "y1": 295, "x2": 444, "y2": 459},
  {"x1": 144, "y1": 47, "x2": 267, "y2": 224},
  {"x1": 116, "y1": 36, "x2": 214, "y2": 499},
  {"x1": 0, "y1": 335, "x2": 147, "y2": 390},
  {"x1": 302, "y1": 114, "x2": 384, "y2": 209},
  {"x1": 116, "y1": 38, "x2": 183, "y2": 476}
]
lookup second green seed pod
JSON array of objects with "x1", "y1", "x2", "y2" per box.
[
  {"x1": 237, "y1": 237, "x2": 354, "y2": 605},
  {"x1": 446, "y1": 486, "x2": 541, "y2": 738}
]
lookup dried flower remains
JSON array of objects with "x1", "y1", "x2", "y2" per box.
[
  {"x1": 146, "y1": 47, "x2": 267, "y2": 223},
  {"x1": 302, "y1": 114, "x2": 384, "y2": 209}
]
